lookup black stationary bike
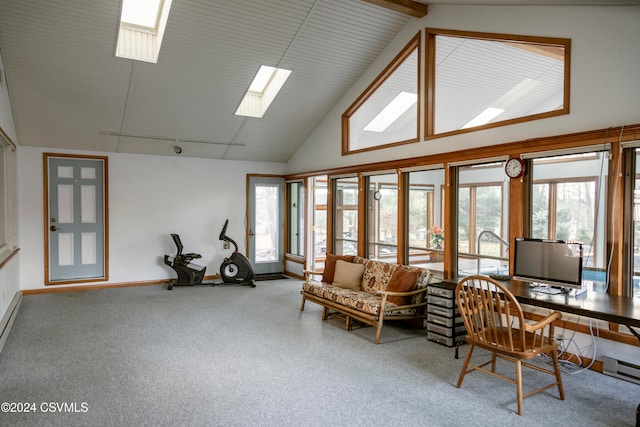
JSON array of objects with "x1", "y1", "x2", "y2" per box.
[
  {"x1": 217, "y1": 219, "x2": 256, "y2": 287},
  {"x1": 163, "y1": 219, "x2": 256, "y2": 289},
  {"x1": 163, "y1": 234, "x2": 209, "y2": 290}
]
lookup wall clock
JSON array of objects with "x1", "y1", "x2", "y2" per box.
[
  {"x1": 505, "y1": 157, "x2": 525, "y2": 179},
  {"x1": 373, "y1": 191, "x2": 382, "y2": 200}
]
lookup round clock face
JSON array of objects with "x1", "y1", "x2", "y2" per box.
[
  {"x1": 505, "y1": 158, "x2": 525, "y2": 179},
  {"x1": 373, "y1": 191, "x2": 382, "y2": 200}
]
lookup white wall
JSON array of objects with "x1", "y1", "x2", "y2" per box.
[
  {"x1": 0, "y1": 50, "x2": 20, "y2": 320},
  {"x1": 286, "y1": 5, "x2": 640, "y2": 174},
  {"x1": 18, "y1": 146, "x2": 285, "y2": 291}
]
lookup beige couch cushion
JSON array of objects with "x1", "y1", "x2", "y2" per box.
[
  {"x1": 321, "y1": 254, "x2": 356, "y2": 283},
  {"x1": 332, "y1": 260, "x2": 365, "y2": 290}
]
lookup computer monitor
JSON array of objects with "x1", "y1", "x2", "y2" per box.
[{"x1": 513, "y1": 238, "x2": 583, "y2": 292}]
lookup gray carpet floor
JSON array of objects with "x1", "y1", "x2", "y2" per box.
[{"x1": 0, "y1": 279, "x2": 638, "y2": 426}]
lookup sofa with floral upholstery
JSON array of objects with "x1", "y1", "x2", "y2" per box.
[{"x1": 300, "y1": 254, "x2": 433, "y2": 344}]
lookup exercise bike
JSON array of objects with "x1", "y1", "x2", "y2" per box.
[
  {"x1": 163, "y1": 219, "x2": 256, "y2": 289},
  {"x1": 163, "y1": 234, "x2": 210, "y2": 290},
  {"x1": 217, "y1": 219, "x2": 256, "y2": 287}
]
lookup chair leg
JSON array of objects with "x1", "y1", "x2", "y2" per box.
[
  {"x1": 456, "y1": 344, "x2": 475, "y2": 388},
  {"x1": 300, "y1": 297, "x2": 306, "y2": 311},
  {"x1": 491, "y1": 351, "x2": 497, "y2": 373},
  {"x1": 515, "y1": 359, "x2": 523, "y2": 415},
  {"x1": 552, "y1": 349, "x2": 565, "y2": 400},
  {"x1": 322, "y1": 307, "x2": 330, "y2": 320},
  {"x1": 374, "y1": 317, "x2": 384, "y2": 344}
]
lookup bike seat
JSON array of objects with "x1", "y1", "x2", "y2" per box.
[
  {"x1": 170, "y1": 234, "x2": 202, "y2": 259},
  {"x1": 183, "y1": 253, "x2": 201, "y2": 259}
]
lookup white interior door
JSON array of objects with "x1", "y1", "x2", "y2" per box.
[
  {"x1": 46, "y1": 155, "x2": 107, "y2": 284},
  {"x1": 248, "y1": 176, "x2": 284, "y2": 274}
]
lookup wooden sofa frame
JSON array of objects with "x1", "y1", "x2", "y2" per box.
[{"x1": 300, "y1": 270, "x2": 431, "y2": 344}]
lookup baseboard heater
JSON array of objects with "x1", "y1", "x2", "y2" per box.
[
  {"x1": 603, "y1": 356, "x2": 640, "y2": 385},
  {"x1": 0, "y1": 291, "x2": 22, "y2": 354}
]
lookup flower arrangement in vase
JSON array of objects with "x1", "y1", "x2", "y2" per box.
[{"x1": 429, "y1": 225, "x2": 444, "y2": 249}]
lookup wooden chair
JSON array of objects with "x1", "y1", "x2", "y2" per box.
[{"x1": 455, "y1": 275, "x2": 565, "y2": 415}]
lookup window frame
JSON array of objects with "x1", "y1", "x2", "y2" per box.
[
  {"x1": 342, "y1": 32, "x2": 421, "y2": 155},
  {"x1": 0, "y1": 127, "x2": 18, "y2": 267},
  {"x1": 525, "y1": 146, "x2": 610, "y2": 293},
  {"x1": 424, "y1": 28, "x2": 571, "y2": 139}
]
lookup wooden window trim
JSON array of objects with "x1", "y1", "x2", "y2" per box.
[
  {"x1": 424, "y1": 28, "x2": 571, "y2": 139},
  {"x1": 342, "y1": 32, "x2": 421, "y2": 156}
]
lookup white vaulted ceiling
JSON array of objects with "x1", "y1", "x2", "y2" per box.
[
  {"x1": 0, "y1": 0, "x2": 639, "y2": 162},
  {"x1": 0, "y1": 0, "x2": 410, "y2": 161}
]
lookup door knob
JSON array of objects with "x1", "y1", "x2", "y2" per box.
[{"x1": 50, "y1": 225, "x2": 58, "y2": 232}]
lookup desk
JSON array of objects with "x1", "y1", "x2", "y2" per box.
[
  {"x1": 445, "y1": 277, "x2": 640, "y2": 426},
  {"x1": 443, "y1": 277, "x2": 640, "y2": 330}
]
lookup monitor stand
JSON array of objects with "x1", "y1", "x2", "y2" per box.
[
  {"x1": 529, "y1": 282, "x2": 588, "y2": 297},
  {"x1": 530, "y1": 284, "x2": 563, "y2": 295},
  {"x1": 568, "y1": 284, "x2": 589, "y2": 297}
]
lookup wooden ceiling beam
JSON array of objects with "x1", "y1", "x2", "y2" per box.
[{"x1": 362, "y1": 0, "x2": 428, "y2": 18}]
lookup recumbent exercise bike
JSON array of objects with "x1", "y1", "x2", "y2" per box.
[{"x1": 163, "y1": 219, "x2": 256, "y2": 290}]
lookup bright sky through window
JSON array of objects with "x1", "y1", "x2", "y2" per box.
[
  {"x1": 249, "y1": 66, "x2": 276, "y2": 94},
  {"x1": 116, "y1": 0, "x2": 171, "y2": 63},
  {"x1": 121, "y1": 0, "x2": 161, "y2": 29},
  {"x1": 235, "y1": 66, "x2": 292, "y2": 118},
  {"x1": 364, "y1": 92, "x2": 417, "y2": 133}
]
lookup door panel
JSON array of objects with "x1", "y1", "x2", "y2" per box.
[
  {"x1": 248, "y1": 176, "x2": 284, "y2": 274},
  {"x1": 46, "y1": 155, "x2": 107, "y2": 284}
]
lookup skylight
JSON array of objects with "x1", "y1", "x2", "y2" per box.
[
  {"x1": 364, "y1": 92, "x2": 417, "y2": 133},
  {"x1": 115, "y1": 0, "x2": 172, "y2": 63},
  {"x1": 235, "y1": 66, "x2": 292, "y2": 118},
  {"x1": 121, "y1": 0, "x2": 161, "y2": 29},
  {"x1": 248, "y1": 66, "x2": 276, "y2": 94}
]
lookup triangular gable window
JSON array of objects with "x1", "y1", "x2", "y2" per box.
[{"x1": 342, "y1": 33, "x2": 420, "y2": 155}]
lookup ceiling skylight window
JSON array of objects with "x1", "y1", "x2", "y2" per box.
[
  {"x1": 121, "y1": 0, "x2": 161, "y2": 29},
  {"x1": 248, "y1": 66, "x2": 276, "y2": 94},
  {"x1": 115, "y1": 0, "x2": 172, "y2": 63},
  {"x1": 364, "y1": 91, "x2": 418, "y2": 133},
  {"x1": 235, "y1": 65, "x2": 292, "y2": 118}
]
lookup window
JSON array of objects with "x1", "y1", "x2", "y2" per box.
[
  {"x1": 0, "y1": 128, "x2": 17, "y2": 264},
  {"x1": 425, "y1": 29, "x2": 570, "y2": 138},
  {"x1": 456, "y1": 161, "x2": 509, "y2": 277},
  {"x1": 627, "y1": 147, "x2": 640, "y2": 298},
  {"x1": 342, "y1": 33, "x2": 420, "y2": 155},
  {"x1": 527, "y1": 148, "x2": 609, "y2": 292},
  {"x1": 333, "y1": 176, "x2": 359, "y2": 255},
  {"x1": 406, "y1": 167, "x2": 445, "y2": 278},
  {"x1": 235, "y1": 65, "x2": 292, "y2": 118},
  {"x1": 310, "y1": 176, "x2": 328, "y2": 270},
  {"x1": 287, "y1": 181, "x2": 304, "y2": 257},
  {"x1": 366, "y1": 172, "x2": 398, "y2": 262},
  {"x1": 116, "y1": 0, "x2": 173, "y2": 63}
]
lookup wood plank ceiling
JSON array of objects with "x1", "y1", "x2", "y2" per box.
[
  {"x1": 0, "y1": 0, "x2": 638, "y2": 161},
  {"x1": 0, "y1": 0, "x2": 410, "y2": 161}
]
